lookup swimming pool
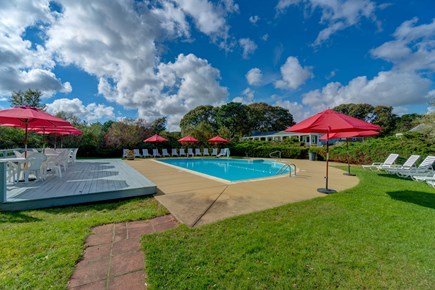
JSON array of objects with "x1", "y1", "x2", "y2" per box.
[{"x1": 159, "y1": 158, "x2": 290, "y2": 182}]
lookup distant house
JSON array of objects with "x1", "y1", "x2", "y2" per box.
[{"x1": 242, "y1": 130, "x2": 322, "y2": 146}]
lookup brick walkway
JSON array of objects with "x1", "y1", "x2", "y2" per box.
[{"x1": 68, "y1": 215, "x2": 178, "y2": 290}]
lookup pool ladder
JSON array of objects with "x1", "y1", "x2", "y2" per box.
[{"x1": 276, "y1": 162, "x2": 297, "y2": 177}]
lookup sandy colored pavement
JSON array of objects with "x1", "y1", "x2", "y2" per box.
[{"x1": 126, "y1": 158, "x2": 358, "y2": 227}]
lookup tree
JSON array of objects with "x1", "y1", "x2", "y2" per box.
[
  {"x1": 55, "y1": 111, "x2": 84, "y2": 126},
  {"x1": 9, "y1": 89, "x2": 46, "y2": 110},
  {"x1": 333, "y1": 103, "x2": 374, "y2": 121},
  {"x1": 394, "y1": 113, "x2": 420, "y2": 133},
  {"x1": 150, "y1": 117, "x2": 167, "y2": 134},
  {"x1": 216, "y1": 102, "x2": 250, "y2": 138},
  {"x1": 247, "y1": 102, "x2": 294, "y2": 132},
  {"x1": 180, "y1": 105, "x2": 218, "y2": 135}
]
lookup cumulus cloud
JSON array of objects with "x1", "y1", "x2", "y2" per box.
[
  {"x1": 302, "y1": 70, "x2": 432, "y2": 112},
  {"x1": 371, "y1": 18, "x2": 435, "y2": 72},
  {"x1": 274, "y1": 99, "x2": 312, "y2": 122},
  {"x1": 249, "y1": 15, "x2": 260, "y2": 25},
  {"x1": 246, "y1": 68, "x2": 263, "y2": 86},
  {"x1": 239, "y1": 38, "x2": 257, "y2": 59},
  {"x1": 276, "y1": 0, "x2": 379, "y2": 46},
  {"x1": 232, "y1": 87, "x2": 254, "y2": 104},
  {"x1": 46, "y1": 98, "x2": 114, "y2": 122},
  {"x1": 275, "y1": 56, "x2": 313, "y2": 89}
]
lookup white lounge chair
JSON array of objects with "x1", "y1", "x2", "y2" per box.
[
  {"x1": 134, "y1": 149, "x2": 143, "y2": 158},
  {"x1": 195, "y1": 148, "x2": 202, "y2": 156},
  {"x1": 217, "y1": 148, "x2": 226, "y2": 157},
  {"x1": 171, "y1": 148, "x2": 178, "y2": 157},
  {"x1": 142, "y1": 149, "x2": 151, "y2": 158},
  {"x1": 427, "y1": 180, "x2": 435, "y2": 188},
  {"x1": 412, "y1": 172, "x2": 435, "y2": 182},
  {"x1": 179, "y1": 148, "x2": 187, "y2": 157},
  {"x1": 187, "y1": 148, "x2": 194, "y2": 157},
  {"x1": 203, "y1": 148, "x2": 210, "y2": 156},
  {"x1": 211, "y1": 148, "x2": 218, "y2": 156},
  {"x1": 153, "y1": 149, "x2": 161, "y2": 158},
  {"x1": 386, "y1": 155, "x2": 420, "y2": 174},
  {"x1": 397, "y1": 156, "x2": 435, "y2": 179},
  {"x1": 362, "y1": 153, "x2": 399, "y2": 171},
  {"x1": 162, "y1": 148, "x2": 170, "y2": 157}
]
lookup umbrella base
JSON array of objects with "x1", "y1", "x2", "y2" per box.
[
  {"x1": 317, "y1": 188, "x2": 336, "y2": 194},
  {"x1": 343, "y1": 172, "x2": 356, "y2": 176}
]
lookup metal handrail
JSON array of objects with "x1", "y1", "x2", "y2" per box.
[
  {"x1": 269, "y1": 151, "x2": 281, "y2": 160},
  {"x1": 276, "y1": 162, "x2": 297, "y2": 177}
]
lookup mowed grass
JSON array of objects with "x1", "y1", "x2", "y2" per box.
[
  {"x1": 0, "y1": 197, "x2": 168, "y2": 289},
  {"x1": 142, "y1": 168, "x2": 435, "y2": 289}
]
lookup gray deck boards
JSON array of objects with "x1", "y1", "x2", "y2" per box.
[{"x1": 1, "y1": 159, "x2": 155, "y2": 211}]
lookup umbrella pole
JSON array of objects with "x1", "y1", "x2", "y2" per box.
[
  {"x1": 24, "y1": 121, "x2": 28, "y2": 158},
  {"x1": 343, "y1": 138, "x2": 356, "y2": 176},
  {"x1": 318, "y1": 129, "x2": 336, "y2": 194}
]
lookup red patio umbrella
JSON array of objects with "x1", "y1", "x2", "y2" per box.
[
  {"x1": 144, "y1": 134, "x2": 168, "y2": 143},
  {"x1": 0, "y1": 106, "x2": 72, "y2": 157},
  {"x1": 178, "y1": 135, "x2": 199, "y2": 143},
  {"x1": 208, "y1": 136, "x2": 229, "y2": 143},
  {"x1": 285, "y1": 109, "x2": 382, "y2": 193},
  {"x1": 30, "y1": 126, "x2": 82, "y2": 149},
  {"x1": 319, "y1": 130, "x2": 380, "y2": 176}
]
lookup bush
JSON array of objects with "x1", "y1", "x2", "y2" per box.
[{"x1": 231, "y1": 140, "x2": 309, "y2": 159}]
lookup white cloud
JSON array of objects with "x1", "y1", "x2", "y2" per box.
[
  {"x1": 371, "y1": 18, "x2": 435, "y2": 72},
  {"x1": 249, "y1": 15, "x2": 260, "y2": 25},
  {"x1": 276, "y1": 0, "x2": 379, "y2": 45},
  {"x1": 232, "y1": 87, "x2": 254, "y2": 104},
  {"x1": 246, "y1": 68, "x2": 263, "y2": 86},
  {"x1": 275, "y1": 56, "x2": 313, "y2": 89},
  {"x1": 262, "y1": 33, "x2": 269, "y2": 41},
  {"x1": 274, "y1": 99, "x2": 312, "y2": 122},
  {"x1": 46, "y1": 98, "x2": 114, "y2": 122},
  {"x1": 239, "y1": 38, "x2": 257, "y2": 59},
  {"x1": 301, "y1": 70, "x2": 432, "y2": 113}
]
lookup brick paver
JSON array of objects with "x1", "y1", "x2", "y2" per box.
[{"x1": 68, "y1": 215, "x2": 178, "y2": 290}]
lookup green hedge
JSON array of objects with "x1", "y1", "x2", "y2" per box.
[{"x1": 232, "y1": 133, "x2": 434, "y2": 165}]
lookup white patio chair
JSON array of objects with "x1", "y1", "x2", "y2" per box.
[
  {"x1": 171, "y1": 148, "x2": 178, "y2": 157},
  {"x1": 203, "y1": 148, "x2": 210, "y2": 156},
  {"x1": 69, "y1": 148, "x2": 79, "y2": 164},
  {"x1": 153, "y1": 149, "x2": 161, "y2": 158},
  {"x1": 179, "y1": 148, "x2": 187, "y2": 157},
  {"x1": 142, "y1": 149, "x2": 151, "y2": 158},
  {"x1": 23, "y1": 153, "x2": 47, "y2": 182},
  {"x1": 187, "y1": 148, "x2": 194, "y2": 157},
  {"x1": 6, "y1": 161, "x2": 19, "y2": 184},
  {"x1": 362, "y1": 153, "x2": 399, "y2": 171},
  {"x1": 134, "y1": 149, "x2": 143, "y2": 158},
  {"x1": 195, "y1": 148, "x2": 202, "y2": 156},
  {"x1": 122, "y1": 149, "x2": 129, "y2": 158},
  {"x1": 385, "y1": 155, "x2": 420, "y2": 174},
  {"x1": 14, "y1": 150, "x2": 24, "y2": 158},
  {"x1": 162, "y1": 148, "x2": 170, "y2": 157},
  {"x1": 211, "y1": 148, "x2": 218, "y2": 156},
  {"x1": 45, "y1": 155, "x2": 62, "y2": 178}
]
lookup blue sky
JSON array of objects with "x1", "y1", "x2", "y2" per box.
[{"x1": 0, "y1": 0, "x2": 434, "y2": 130}]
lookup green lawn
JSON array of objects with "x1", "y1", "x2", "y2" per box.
[
  {"x1": 0, "y1": 197, "x2": 168, "y2": 289},
  {"x1": 142, "y1": 168, "x2": 435, "y2": 289}
]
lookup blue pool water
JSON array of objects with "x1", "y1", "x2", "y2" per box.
[{"x1": 159, "y1": 158, "x2": 290, "y2": 181}]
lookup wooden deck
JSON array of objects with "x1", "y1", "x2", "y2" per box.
[{"x1": 0, "y1": 159, "x2": 156, "y2": 211}]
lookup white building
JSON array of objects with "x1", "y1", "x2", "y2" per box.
[{"x1": 242, "y1": 131, "x2": 322, "y2": 146}]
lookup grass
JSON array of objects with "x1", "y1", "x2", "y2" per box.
[
  {"x1": 142, "y1": 168, "x2": 435, "y2": 289},
  {"x1": 0, "y1": 197, "x2": 168, "y2": 289}
]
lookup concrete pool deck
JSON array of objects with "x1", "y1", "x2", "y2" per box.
[{"x1": 126, "y1": 158, "x2": 359, "y2": 227}]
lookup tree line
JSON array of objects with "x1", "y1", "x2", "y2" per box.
[{"x1": 0, "y1": 89, "x2": 432, "y2": 157}]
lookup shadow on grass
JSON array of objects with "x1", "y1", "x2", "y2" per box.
[
  {"x1": 0, "y1": 212, "x2": 41, "y2": 223},
  {"x1": 388, "y1": 190, "x2": 435, "y2": 209}
]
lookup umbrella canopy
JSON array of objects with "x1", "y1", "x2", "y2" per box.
[
  {"x1": 285, "y1": 109, "x2": 382, "y2": 133},
  {"x1": 208, "y1": 136, "x2": 229, "y2": 143},
  {"x1": 319, "y1": 130, "x2": 380, "y2": 141},
  {"x1": 178, "y1": 135, "x2": 199, "y2": 143},
  {"x1": 0, "y1": 106, "x2": 72, "y2": 156},
  {"x1": 144, "y1": 134, "x2": 168, "y2": 143},
  {"x1": 285, "y1": 109, "x2": 382, "y2": 194}
]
